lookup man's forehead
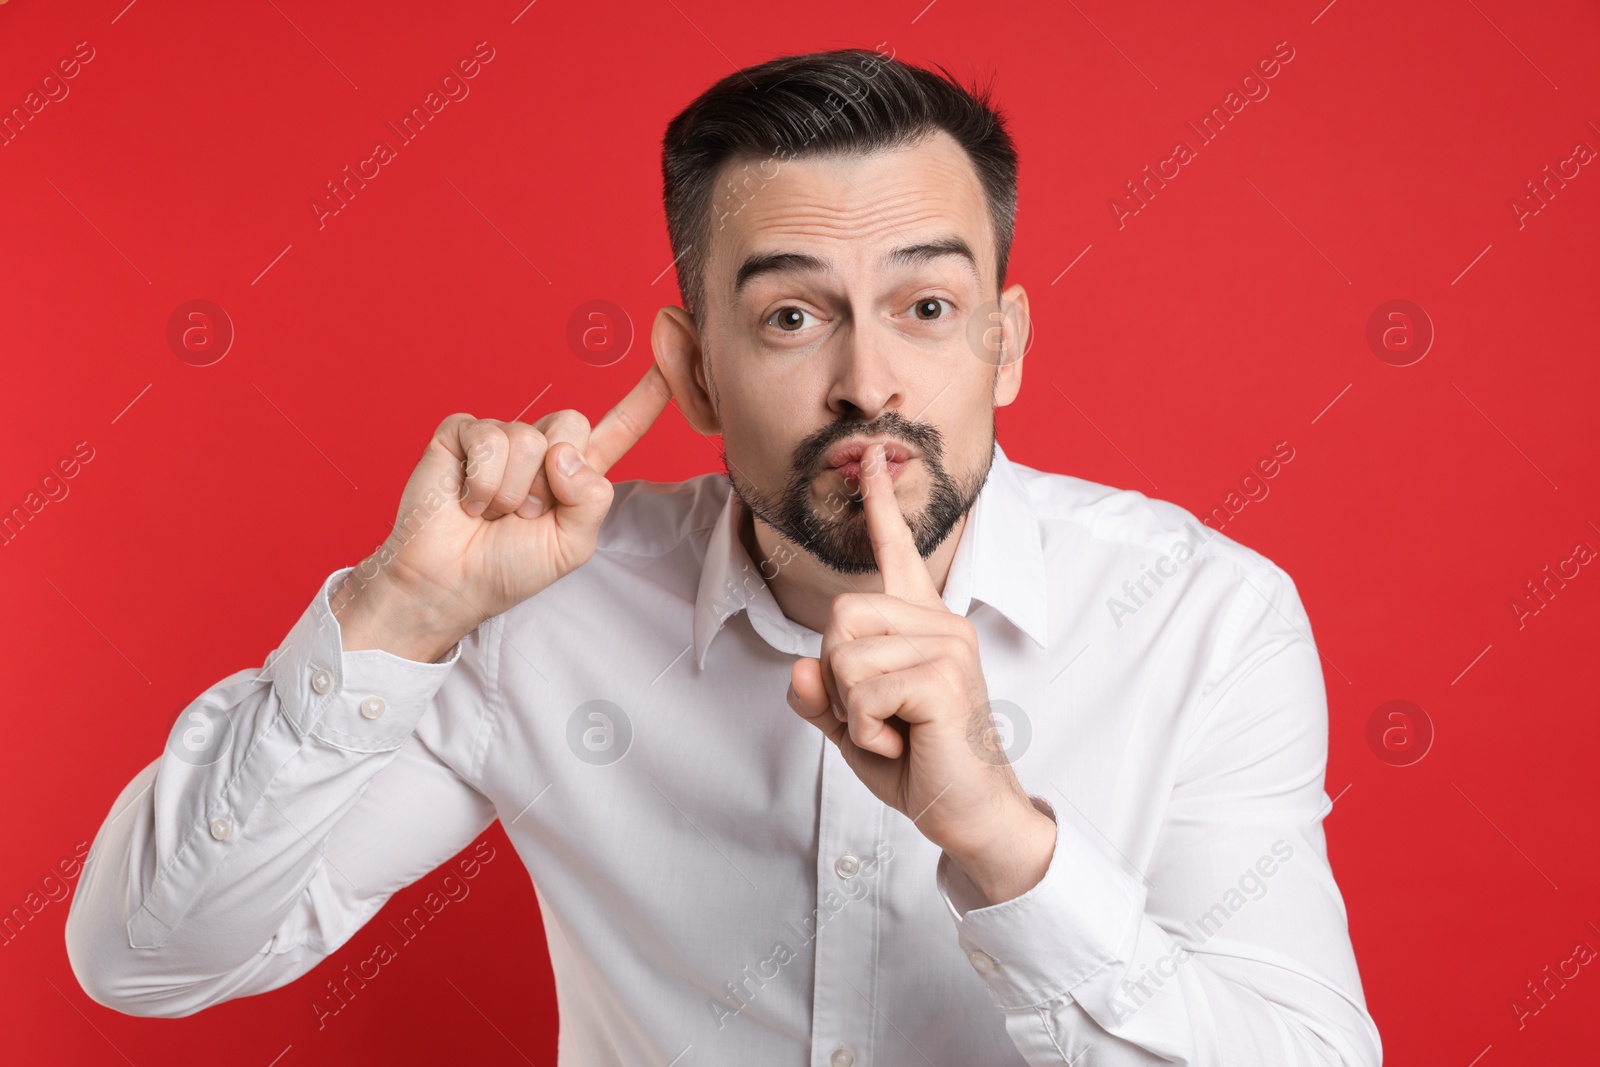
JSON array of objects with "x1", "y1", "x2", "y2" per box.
[{"x1": 709, "y1": 131, "x2": 993, "y2": 289}]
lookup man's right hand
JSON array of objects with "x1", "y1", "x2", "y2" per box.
[{"x1": 331, "y1": 363, "x2": 673, "y2": 662}]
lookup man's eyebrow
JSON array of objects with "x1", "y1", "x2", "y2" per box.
[
  {"x1": 885, "y1": 237, "x2": 982, "y2": 288},
  {"x1": 734, "y1": 251, "x2": 830, "y2": 296},
  {"x1": 732, "y1": 236, "x2": 983, "y2": 297}
]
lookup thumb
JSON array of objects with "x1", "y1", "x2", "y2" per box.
[
  {"x1": 546, "y1": 441, "x2": 614, "y2": 549},
  {"x1": 788, "y1": 657, "x2": 844, "y2": 746}
]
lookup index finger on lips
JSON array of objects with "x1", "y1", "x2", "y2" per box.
[{"x1": 860, "y1": 441, "x2": 940, "y2": 605}]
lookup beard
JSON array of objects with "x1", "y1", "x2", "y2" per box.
[{"x1": 724, "y1": 410, "x2": 995, "y2": 576}]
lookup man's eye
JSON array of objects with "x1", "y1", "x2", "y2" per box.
[
  {"x1": 766, "y1": 307, "x2": 817, "y2": 332},
  {"x1": 911, "y1": 297, "x2": 953, "y2": 321}
]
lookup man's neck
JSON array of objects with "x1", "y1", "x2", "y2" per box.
[{"x1": 736, "y1": 492, "x2": 967, "y2": 635}]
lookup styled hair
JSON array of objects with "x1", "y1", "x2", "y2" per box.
[{"x1": 660, "y1": 48, "x2": 1019, "y2": 321}]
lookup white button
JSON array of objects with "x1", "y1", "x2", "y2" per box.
[
  {"x1": 969, "y1": 949, "x2": 997, "y2": 974},
  {"x1": 359, "y1": 696, "x2": 386, "y2": 720},
  {"x1": 310, "y1": 668, "x2": 334, "y2": 694},
  {"x1": 834, "y1": 853, "x2": 860, "y2": 879},
  {"x1": 209, "y1": 817, "x2": 232, "y2": 841},
  {"x1": 829, "y1": 1048, "x2": 855, "y2": 1067}
]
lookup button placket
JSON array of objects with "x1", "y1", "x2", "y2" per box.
[{"x1": 808, "y1": 744, "x2": 882, "y2": 1066}]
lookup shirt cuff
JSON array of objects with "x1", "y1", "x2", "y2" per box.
[
  {"x1": 936, "y1": 794, "x2": 1146, "y2": 1011},
  {"x1": 270, "y1": 567, "x2": 464, "y2": 752}
]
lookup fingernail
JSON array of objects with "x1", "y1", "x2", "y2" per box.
[
  {"x1": 465, "y1": 499, "x2": 488, "y2": 517},
  {"x1": 557, "y1": 445, "x2": 583, "y2": 477},
  {"x1": 517, "y1": 495, "x2": 545, "y2": 519}
]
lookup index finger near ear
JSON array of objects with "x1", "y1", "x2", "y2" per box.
[
  {"x1": 861, "y1": 442, "x2": 940, "y2": 605},
  {"x1": 584, "y1": 362, "x2": 673, "y2": 476}
]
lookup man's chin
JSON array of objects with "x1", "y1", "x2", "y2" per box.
[{"x1": 771, "y1": 507, "x2": 872, "y2": 575}]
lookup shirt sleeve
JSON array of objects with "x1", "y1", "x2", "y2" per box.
[
  {"x1": 65, "y1": 567, "x2": 499, "y2": 1017},
  {"x1": 935, "y1": 563, "x2": 1383, "y2": 1066}
]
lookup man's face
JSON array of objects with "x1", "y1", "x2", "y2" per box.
[{"x1": 692, "y1": 129, "x2": 1023, "y2": 575}]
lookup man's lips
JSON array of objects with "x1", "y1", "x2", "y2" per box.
[
  {"x1": 830, "y1": 457, "x2": 908, "y2": 484},
  {"x1": 823, "y1": 439, "x2": 914, "y2": 484}
]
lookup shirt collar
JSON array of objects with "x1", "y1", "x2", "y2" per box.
[{"x1": 692, "y1": 441, "x2": 1048, "y2": 671}]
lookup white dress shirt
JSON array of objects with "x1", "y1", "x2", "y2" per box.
[{"x1": 66, "y1": 441, "x2": 1382, "y2": 1066}]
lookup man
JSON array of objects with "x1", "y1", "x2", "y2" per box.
[{"x1": 67, "y1": 48, "x2": 1382, "y2": 1066}]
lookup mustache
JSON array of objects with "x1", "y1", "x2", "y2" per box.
[{"x1": 791, "y1": 411, "x2": 945, "y2": 474}]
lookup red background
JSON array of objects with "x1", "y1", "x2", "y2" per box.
[{"x1": 3, "y1": 0, "x2": 1597, "y2": 1063}]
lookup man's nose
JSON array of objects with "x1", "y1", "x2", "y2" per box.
[{"x1": 827, "y1": 321, "x2": 903, "y2": 422}]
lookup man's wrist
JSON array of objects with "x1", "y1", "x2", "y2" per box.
[
  {"x1": 331, "y1": 563, "x2": 468, "y2": 664},
  {"x1": 945, "y1": 798, "x2": 1057, "y2": 907}
]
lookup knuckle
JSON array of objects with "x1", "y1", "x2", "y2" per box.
[
  {"x1": 465, "y1": 425, "x2": 508, "y2": 471},
  {"x1": 437, "y1": 411, "x2": 475, "y2": 437},
  {"x1": 550, "y1": 409, "x2": 591, "y2": 436},
  {"x1": 466, "y1": 419, "x2": 501, "y2": 445},
  {"x1": 828, "y1": 653, "x2": 856, "y2": 691},
  {"x1": 490, "y1": 481, "x2": 526, "y2": 512},
  {"x1": 532, "y1": 409, "x2": 589, "y2": 438},
  {"x1": 506, "y1": 423, "x2": 548, "y2": 455},
  {"x1": 608, "y1": 403, "x2": 643, "y2": 443}
]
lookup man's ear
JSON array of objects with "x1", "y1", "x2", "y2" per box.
[
  {"x1": 994, "y1": 282, "x2": 1029, "y2": 408},
  {"x1": 652, "y1": 305, "x2": 720, "y2": 434}
]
